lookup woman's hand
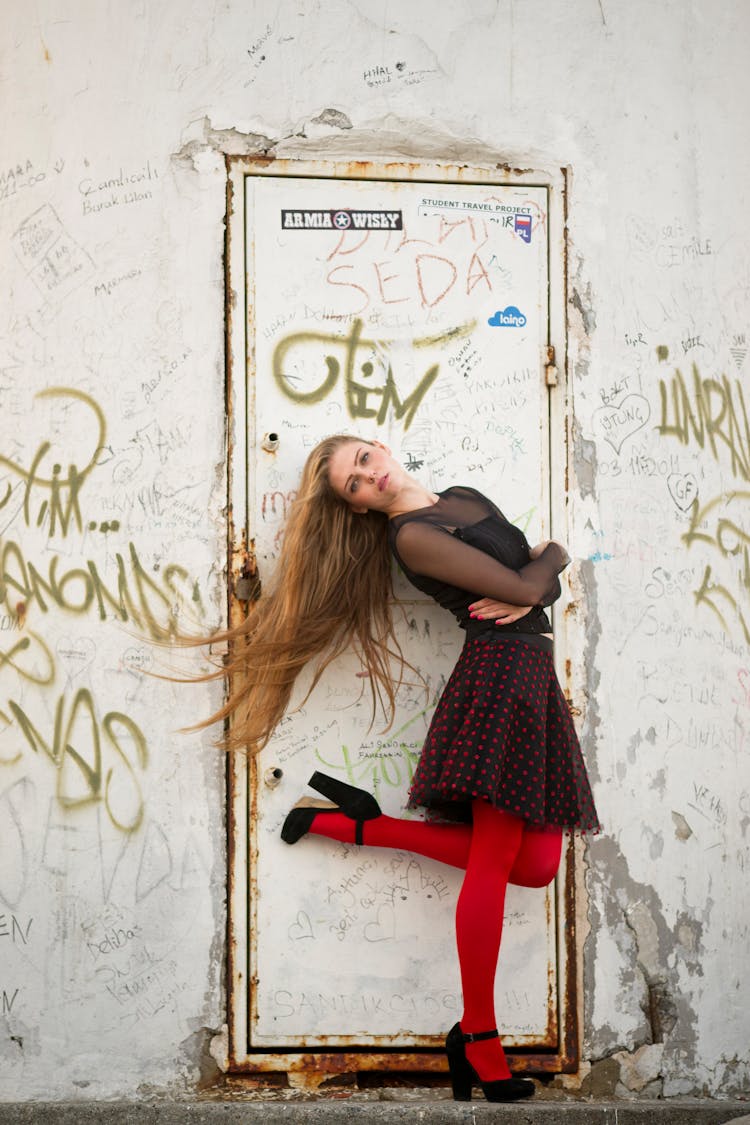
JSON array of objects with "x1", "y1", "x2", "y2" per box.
[
  {"x1": 530, "y1": 539, "x2": 570, "y2": 565},
  {"x1": 468, "y1": 598, "x2": 533, "y2": 624}
]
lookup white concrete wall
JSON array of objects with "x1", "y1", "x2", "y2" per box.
[{"x1": 1, "y1": 0, "x2": 747, "y2": 1100}]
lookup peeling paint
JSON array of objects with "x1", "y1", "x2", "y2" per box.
[
  {"x1": 651, "y1": 769, "x2": 667, "y2": 797},
  {"x1": 310, "y1": 108, "x2": 353, "y2": 130},
  {"x1": 172, "y1": 116, "x2": 276, "y2": 173},
  {"x1": 587, "y1": 836, "x2": 696, "y2": 1069},
  {"x1": 623, "y1": 900, "x2": 678, "y2": 1046},
  {"x1": 577, "y1": 560, "x2": 603, "y2": 788},
  {"x1": 626, "y1": 729, "x2": 642, "y2": 764},
  {"x1": 674, "y1": 914, "x2": 703, "y2": 971},
  {"x1": 209, "y1": 1025, "x2": 230, "y2": 1073},
  {"x1": 624, "y1": 900, "x2": 661, "y2": 980},
  {"x1": 671, "y1": 811, "x2": 693, "y2": 841},
  {"x1": 570, "y1": 280, "x2": 597, "y2": 336},
  {"x1": 572, "y1": 416, "x2": 598, "y2": 500},
  {"x1": 643, "y1": 827, "x2": 664, "y2": 860},
  {"x1": 179, "y1": 1026, "x2": 224, "y2": 1087}
]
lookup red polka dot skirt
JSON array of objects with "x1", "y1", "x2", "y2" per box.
[{"x1": 407, "y1": 636, "x2": 601, "y2": 833}]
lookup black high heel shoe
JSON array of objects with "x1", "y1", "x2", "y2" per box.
[
  {"x1": 281, "y1": 773, "x2": 381, "y2": 845},
  {"x1": 445, "y1": 1023, "x2": 535, "y2": 1103}
]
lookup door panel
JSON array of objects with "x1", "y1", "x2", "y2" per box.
[{"x1": 242, "y1": 170, "x2": 556, "y2": 1048}]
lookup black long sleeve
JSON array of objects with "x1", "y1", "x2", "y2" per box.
[{"x1": 393, "y1": 520, "x2": 568, "y2": 606}]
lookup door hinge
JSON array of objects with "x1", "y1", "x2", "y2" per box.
[
  {"x1": 545, "y1": 345, "x2": 558, "y2": 387},
  {"x1": 235, "y1": 551, "x2": 261, "y2": 604}
]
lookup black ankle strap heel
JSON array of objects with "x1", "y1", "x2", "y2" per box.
[
  {"x1": 458, "y1": 1028, "x2": 499, "y2": 1043},
  {"x1": 445, "y1": 1022, "x2": 535, "y2": 1103},
  {"x1": 280, "y1": 775, "x2": 382, "y2": 846},
  {"x1": 308, "y1": 771, "x2": 381, "y2": 842},
  {"x1": 308, "y1": 772, "x2": 381, "y2": 818}
]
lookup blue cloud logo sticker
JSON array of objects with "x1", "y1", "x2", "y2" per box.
[{"x1": 488, "y1": 306, "x2": 527, "y2": 328}]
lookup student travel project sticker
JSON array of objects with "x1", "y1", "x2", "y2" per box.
[
  {"x1": 281, "y1": 209, "x2": 403, "y2": 230},
  {"x1": 488, "y1": 306, "x2": 527, "y2": 328},
  {"x1": 417, "y1": 197, "x2": 537, "y2": 236},
  {"x1": 514, "y1": 213, "x2": 532, "y2": 243}
]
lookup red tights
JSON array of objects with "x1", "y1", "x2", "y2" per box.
[{"x1": 306, "y1": 803, "x2": 562, "y2": 1080}]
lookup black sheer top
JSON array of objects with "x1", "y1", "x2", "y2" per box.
[{"x1": 388, "y1": 486, "x2": 569, "y2": 643}]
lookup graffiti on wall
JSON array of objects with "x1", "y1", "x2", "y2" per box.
[
  {"x1": 268, "y1": 206, "x2": 529, "y2": 432},
  {"x1": 656, "y1": 353, "x2": 750, "y2": 643},
  {"x1": 681, "y1": 490, "x2": 750, "y2": 644},
  {"x1": 324, "y1": 212, "x2": 499, "y2": 313},
  {"x1": 657, "y1": 362, "x2": 750, "y2": 482},
  {"x1": 0, "y1": 388, "x2": 204, "y2": 833},
  {"x1": 272, "y1": 318, "x2": 474, "y2": 431}
]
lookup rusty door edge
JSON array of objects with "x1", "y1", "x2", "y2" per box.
[{"x1": 225, "y1": 155, "x2": 582, "y2": 1079}]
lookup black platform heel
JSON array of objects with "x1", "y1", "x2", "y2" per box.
[
  {"x1": 445, "y1": 1023, "x2": 535, "y2": 1103},
  {"x1": 308, "y1": 772, "x2": 381, "y2": 821},
  {"x1": 280, "y1": 798, "x2": 340, "y2": 844},
  {"x1": 280, "y1": 773, "x2": 382, "y2": 845}
]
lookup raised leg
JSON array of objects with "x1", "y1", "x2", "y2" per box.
[
  {"x1": 301, "y1": 809, "x2": 562, "y2": 887},
  {"x1": 508, "y1": 827, "x2": 563, "y2": 887}
]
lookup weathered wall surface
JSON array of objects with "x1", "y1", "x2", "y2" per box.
[{"x1": 1, "y1": 0, "x2": 747, "y2": 1101}]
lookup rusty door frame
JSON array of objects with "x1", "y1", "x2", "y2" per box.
[{"x1": 224, "y1": 155, "x2": 582, "y2": 1080}]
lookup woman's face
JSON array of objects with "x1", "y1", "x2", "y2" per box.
[{"x1": 327, "y1": 439, "x2": 403, "y2": 514}]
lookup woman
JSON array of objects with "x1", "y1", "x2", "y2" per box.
[{"x1": 215, "y1": 434, "x2": 600, "y2": 1103}]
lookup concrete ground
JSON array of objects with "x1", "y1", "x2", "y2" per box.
[{"x1": 1, "y1": 1096, "x2": 748, "y2": 1124}]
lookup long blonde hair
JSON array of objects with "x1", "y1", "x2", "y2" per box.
[{"x1": 201, "y1": 435, "x2": 409, "y2": 752}]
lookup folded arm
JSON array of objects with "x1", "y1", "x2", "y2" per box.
[
  {"x1": 394, "y1": 521, "x2": 569, "y2": 605},
  {"x1": 468, "y1": 597, "x2": 534, "y2": 623}
]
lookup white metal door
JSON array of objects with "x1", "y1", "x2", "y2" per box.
[{"x1": 233, "y1": 163, "x2": 561, "y2": 1055}]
